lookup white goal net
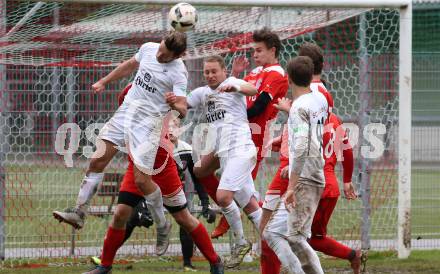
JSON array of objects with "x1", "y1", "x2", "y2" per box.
[{"x1": 0, "y1": 0, "x2": 412, "y2": 264}]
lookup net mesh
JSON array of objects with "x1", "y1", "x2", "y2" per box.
[
  {"x1": 1, "y1": 2, "x2": 368, "y2": 65},
  {"x1": 0, "y1": 0, "x2": 404, "y2": 263}
]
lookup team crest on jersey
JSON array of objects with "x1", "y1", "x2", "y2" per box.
[
  {"x1": 135, "y1": 69, "x2": 158, "y2": 93},
  {"x1": 207, "y1": 100, "x2": 215, "y2": 112},
  {"x1": 143, "y1": 71, "x2": 152, "y2": 83}
]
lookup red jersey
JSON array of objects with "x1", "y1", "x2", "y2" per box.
[
  {"x1": 245, "y1": 64, "x2": 289, "y2": 159},
  {"x1": 310, "y1": 80, "x2": 334, "y2": 113},
  {"x1": 118, "y1": 83, "x2": 132, "y2": 105},
  {"x1": 322, "y1": 113, "x2": 354, "y2": 198}
]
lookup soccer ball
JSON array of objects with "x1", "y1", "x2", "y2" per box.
[{"x1": 168, "y1": 3, "x2": 198, "y2": 32}]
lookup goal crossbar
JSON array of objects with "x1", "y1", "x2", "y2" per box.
[{"x1": 28, "y1": 0, "x2": 411, "y2": 8}]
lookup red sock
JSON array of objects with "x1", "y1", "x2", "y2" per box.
[
  {"x1": 101, "y1": 226, "x2": 126, "y2": 267},
  {"x1": 199, "y1": 174, "x2": 219, "y2": 204},
  {"x1": 261, "y1": 239, "x2": 281, "y2": 274},
  {"x1": 190, "y1": 222, "x2": 218, "y2": 264},
  {"x1": 309, "y1": 236, "x2": 353, "y2": 260}
]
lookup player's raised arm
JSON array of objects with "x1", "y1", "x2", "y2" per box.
[
  {"x1": 165, "y1": 92, "x2": 187, "y2": 118},
  {"x1": 92, "y1": 57, "x2": 139, "y2": 93},
  {"x1": 218, "y1": 80, "x2": 257, "y2": 96},
  {"x1": 186, "y1": 87, "x2": 204, "y2": 109},
  {"x1": 231, "y1": 56, "x2": 250, "y2": 77},
  {"x1": 237, "y1": 81, "x2": 258, "y2": 96},
  {"x1": 169, "y1": 56, "x2": 189, "y2": 117}
]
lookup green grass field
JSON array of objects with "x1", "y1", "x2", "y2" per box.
[
  {"x1": 2, "y1": 164, "x2": 440, "y2": 266},
  {"x1": 1, "y1": 251, "x2": 440, "y2": 274}
]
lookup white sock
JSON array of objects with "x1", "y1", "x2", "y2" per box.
[
  {"x1": 144, "y1": 188, "x2": 167, "y2": 229},
  {"x1": 263, "y1": 230, "x2": 305, "y2": 274},
  {"x1": 76, "y1": 172, "x2": 104, "y2": 212},
  {"x1": 247, "y1": 208, "x2": 262, "y2": 234},
  {"x1": 221, "y1": 202, "x2": 246, "y2": 246}
]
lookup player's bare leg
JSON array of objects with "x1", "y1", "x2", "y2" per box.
[
  {"x1": 53, "y1": 140, "x2": 119, "y2": 229},
  {"x1": 133, "y1": 164, "x2": 171, "y2": 255}
]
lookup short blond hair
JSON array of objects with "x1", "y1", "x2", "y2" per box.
[{"x1": 204, "y1": 55, "x2": 226, "y2": 69}]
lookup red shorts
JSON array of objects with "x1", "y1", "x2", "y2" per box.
[
  {"x1": 119, "y1": 146, "x2": 185, "y2": 207},
  {"x1": 311, "y1": 197, "x2": 339, "y2": 237}
]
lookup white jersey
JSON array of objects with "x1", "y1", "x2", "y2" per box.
[
  {"x1": 288, "y1": 90, "x2": 328, "y2": 187},
  {"x1": 124, "y1": 42, "x2": 188, "y2": 116},
  {"x1": 187, "y1": 77, "x2": 255, "y2": 156}
]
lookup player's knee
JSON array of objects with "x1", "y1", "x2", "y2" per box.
[
  {"x1": 111, "y1": 211, "x2": 130, "y2": 229},
  {"x1": 134, "y1": 178, "x2": 152, "y2": 193},
  {"x1": 243, "y1": 197, "x2": 259, "y2": 214},
  {"x1": 216, "y1": 191, "x2": 234, "y2": 207},
  {"x1": 216, "y1": 197, "x2": 232, "y2": 208},
  {"x1": 134, "y1": 179, "x2": 143, "y2": 189},
  {"x1": 192, "y1": 165, "x2": 204, "y2": 178},
  {"x1": 234, "y1": 186, "x2": 257, "y2": 209},
  {"x1": 288, "y1": 234, "x2": 307, "y2": 244},
  {"x1": 171, "y1": 208, "x2": 198, "y2": 231},
  {"x1": 88, "y1": 157, "x2": 107, "y2": 173},
  {"x1": 171, "y1": 210, "x2": 187, "y2": 224}
]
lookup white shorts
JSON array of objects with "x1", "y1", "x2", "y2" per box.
[
  {"x1": 162, "y1": 188, "x2": 187, "y2": 208},
  {"x1": 98, "y1": 103, "x2": 163, "y2": 174},
  {"x1": 262, "y1": 194, "x2": 281, "y2": 211},
  {"x1": 265, "y1": 200, "x2": 289, "y2": 237},
  {"x1": 218, "y1": 153, "x2": 256, "y2": 193},
  {"x1": 234, "y1": 181, "x2": 258, "y2": 208}
]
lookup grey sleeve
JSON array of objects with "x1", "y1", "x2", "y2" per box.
[{"x1": 288, "y1": 107, "x2": 311, "y2": 175}]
